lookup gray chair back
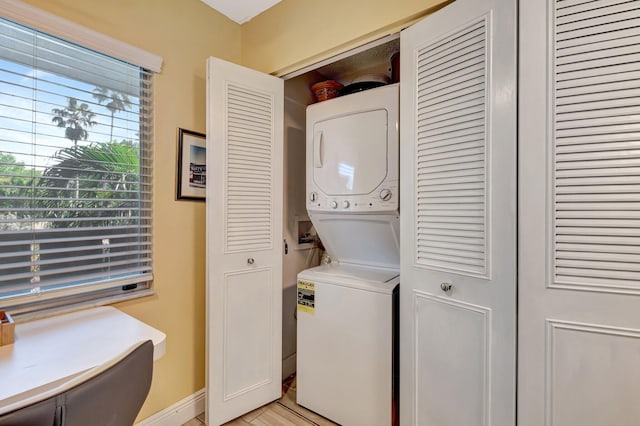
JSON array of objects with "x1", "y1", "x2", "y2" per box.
[{"x1": 0, "y1": 340, "x2": 153, "y2": 426}]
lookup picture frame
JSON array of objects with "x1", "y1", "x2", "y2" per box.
[{"x1": 176, "y1": 128, "x2": 206, "y2": 201}]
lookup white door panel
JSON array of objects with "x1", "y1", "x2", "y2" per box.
[
  {"x1": 400, "y1": 0, "x2": 517, "y2": 424},
  {"x1": 206, "y1": 57, "x2": 283, "y2": 426},
  {"x1": 519, "y1": 1, "x2": 640, "y2": 424},
  {"x1": 414, "y1": 294, "x2": 490, "y2": 425}
]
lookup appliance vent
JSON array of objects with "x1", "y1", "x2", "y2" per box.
[
  {"x1": 553, "y1": 1, "x2": 640, "y2": 291},
  {"x1": 414, "y1": 18, "x2": 488, "y2": 276},
  {"x1": 225, "y1": 83, "x2": 274, "y2": 252}
]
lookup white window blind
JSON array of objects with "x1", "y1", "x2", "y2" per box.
[{"x1": 0, "y1": 17, "x2": 154, "y2": 312}]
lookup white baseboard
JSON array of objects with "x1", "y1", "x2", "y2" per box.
[{"x1": 136, "y1": 389, "x2": 205, "y2": 426}]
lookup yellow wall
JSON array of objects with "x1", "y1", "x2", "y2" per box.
[
  {"x1": 20, "y1": 0, "x2": 241, "y2": 420},
  {"x1": 241, "y1": 0, "x2": 451, "y2": 75}
]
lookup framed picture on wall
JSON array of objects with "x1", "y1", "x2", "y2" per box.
[{"x1": 176, "y1": 128, "x2": 206, "y2": 201}]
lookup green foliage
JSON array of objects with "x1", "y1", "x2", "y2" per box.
[
  {"x1": 0, "y1": 153, "x2": 40, "y2": 216},
  {"x1": 37, "y1": 141, "x2": 141, "y2": 228}
]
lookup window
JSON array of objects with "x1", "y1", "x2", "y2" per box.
[{"x1": 0, "y1": 16, "x2": 154, "y2": 315}]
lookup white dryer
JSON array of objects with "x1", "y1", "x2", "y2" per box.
[
  {"x1": 306, "y1": 83, "x2": 399, "y2": 215},
  {"x1": 305, "y1": 83, "x2": 400, "y2": 269}
]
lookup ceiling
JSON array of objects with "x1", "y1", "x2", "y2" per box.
[{"x1": 200, "y1": 0, "x2": 281, "y2": 24}]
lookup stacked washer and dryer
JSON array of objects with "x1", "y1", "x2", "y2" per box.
[{"x1": 296, "y1": 83, "x2": 400, "y2": 426}]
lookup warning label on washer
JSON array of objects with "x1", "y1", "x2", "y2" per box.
[{"x1": 297, "y1": 279, "x2": 315, "y2": 314}]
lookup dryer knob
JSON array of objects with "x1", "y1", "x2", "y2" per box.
[
  {"x1": 330, "y1": 201, "x2": 338, "y2": 209},
  {"x1": 309, "y1": 192, "x2": 318, "y2": 202},
  {"x1": 342, "y1": 200, "x2": 350, "y2": 209},
  {"x1": 380, "y1": 189, "x2": 392, "y2": 201}
]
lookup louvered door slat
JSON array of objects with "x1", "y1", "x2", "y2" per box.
[
  {"x1": 421, "y1": 38, "x2": 486, "y2": 72},
  {"x1": 420, "y1": 245, "x2": 486, "y2": 259},
  {"x1": 420, "y1": 66, "x2": 485, "y2": 95},
  {"x1": 555, "y1": 132, "x2": 640, "y2": 146},
  {"x1": 557, "y1": 185, "x2": 640, "y2": 195},
  {"x1": 557, "y1": 7, "x2": 640, "y2": 30},
  {"x1": 420, "y1": 112, "x2": 485, "y2": 133},
  {"x1": 419, "y1": 126, "x2": 484, "y2": 145},
  {"x1": 554, "y1": 0, "x2": 640, "y2": 296},
  {"x1": 228, "y1": 165, "x2": 271, "y2": 174},
  {"x1": 228, "y1": 125, "x2": 272, "y2": 140},
  {"x1": 558, "y1": 65, "x2": 640, "y2": 87},
  {"x1": 558, "y1": 149, "x2": 640, "y2": 162},
  {"x1": 419, "y1": 221, "x2": 484, "y2": 231},
  {"x1": 417, "y1": 250, "x2": 485, "y2": 267},
  {"x1": 420, "y1": 104, "x2": 485, "y2": 126},
  {"x1": 557, "y1": 86, "x2": 640, "y2": 105},
  {"x1": 556, "y1": 72, "x2": 640, "y2": 92},
  {"x1": 228, "y1": 132, "x2": 271, "y2": 144},
  {"x1": 556, "y1": 15, "x2": 640, "y2": 41},
  {"x1": 558, "y1": 35, "x2": 640, "y2": 61},
  {"x1": 558, "y1": 0, "x2": 630, "y2": 13},
  {"x1": 419, "y1": 140, "x2": 484, "y2": 157},
  {"x1": 418, "y1": 57, "x2": 485, "y2": 90},
  {"x1": 557, "y1": 234, "x2": 640, "y2": 245},
  {"x1": 558, "y1": 243, "x2": 640, "y2": 255},
  {"x1": 556, "y1": 267, "x2": 640, "y2": 282},
  {"x1": 419, "y1": 53, "x2": 485, "y2": 86},
  {"x1": 418, "y1": 25, "x2": 485, "y2": 65},
  {"x1": 557, "y1": 1, "x2": 640, "y2": 24},
  {"x1": 557, "y1": 45, "x2": 640, "y2": 68},
  {"x1": 228, "y1": 144, "x2": 270, "y2": 155},
  {"x1": 418, "y1": 81, "x2": 484, "y2": 107},
  {"x1": 420, "y1": 77, "x2": 485, "y2": 106},
  {"x1": 227, "y1": 101, "x2": 270, "y2": 117},
  {"x1": 557, "y1": 112, "x2": 640, "y2": 129},
  {"x1": 557, "y1": 141, "x2": 640, "y2": 154},
  {"x1": 557, "y1": 209, "x2": 640, "y2": 218},
  {"x1": 414, "y1": 18, "x2": 488, "y2": 276},
  {"x1": 225, "y1": 83, "x2": 274, "y2": 252},
  {"x1": 419, "y1": 181, "x2": 485, "y2": 193}
]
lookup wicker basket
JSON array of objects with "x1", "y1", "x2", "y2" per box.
[{"x1": 310, "y1": 80, "x2": 343, "y2": 102}]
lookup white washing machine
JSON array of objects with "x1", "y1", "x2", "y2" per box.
[
  {"x1": 297, "y1": 263, "x2": 399, "y2": 426},
  {"x1": 297, "y1": 84, "x2": 400, "y2": 425}
]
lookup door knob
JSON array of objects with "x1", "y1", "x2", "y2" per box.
[
  {"x1": 440, "y1": 282, "x2": 452, "y2": 292},
  {"x1": 247, "y1": 258, "x2": 255, "y2": 265}
]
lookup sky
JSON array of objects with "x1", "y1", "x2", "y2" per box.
[{"x1": 0, "y1": 57, "x2": 142, "y2": 172}]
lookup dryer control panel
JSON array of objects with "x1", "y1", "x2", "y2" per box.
[
  {"x1": 307, "y1": 181, "x2": 399, "y2": 212},
  {"x1": 306, "y1": 84, "x2": 399, "y2": 213}
]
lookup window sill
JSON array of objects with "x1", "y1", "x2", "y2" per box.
[
  {"x1": 12, "y1": 288, "x2": 156, "y2": 323},
  {"x1": 0, "y1": 306, "x2": 166, "y2": 413}
]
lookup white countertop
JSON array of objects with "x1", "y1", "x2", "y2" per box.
[{"x1": 0, "y1": 306, "x2": 166, "y2": 412}]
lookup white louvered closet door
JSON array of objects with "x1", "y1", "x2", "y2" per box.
[
  {"x1": 399, "y1": 0, "x2": 516, "y2": 424},
  {"x1": 519, "y1": 1, "x2": 640, "y2": 425},
  {"x1": 206, "y1": 57, "x2": 283, "y2": 426}
]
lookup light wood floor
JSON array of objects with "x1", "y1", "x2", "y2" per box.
[{"x1": 182, "y1": 376, "x2": 337, "y2": 426}]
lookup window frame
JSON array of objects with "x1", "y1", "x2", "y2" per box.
[{"x1": 0, "y1": 0, "x2": 162, "y2": 320}]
